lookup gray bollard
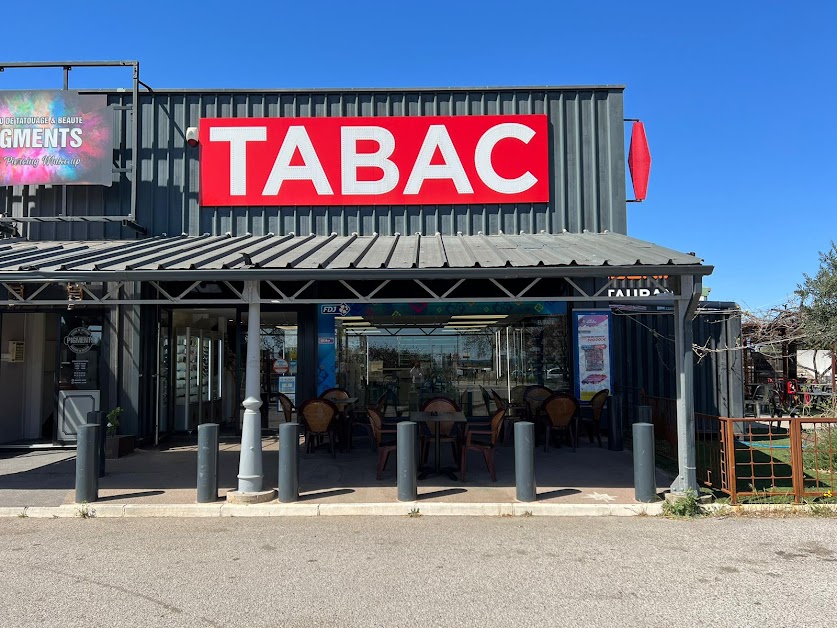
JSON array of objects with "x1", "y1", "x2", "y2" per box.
[
  {"x1": 87, "y1": 411, "x2": 107, "y2": 479},
  {"x1": 607, "y1": 394, "x2": 624, "y2": 452},
  {"x1": 397, "y1": 421, "x2": 417, "y2": 501},
  {"x1": 514, "y1": 421, "x2": 536, "y2": 502},
  {"x1": 278, "y1": 422, "x2": 300, "y2": 503},
  {"x1": 636, "y1": 405, "x2": 652, "y2": 425},
  {"x1": 632, "y1": 422, "x2": 656, "y2": 502},
  {"x1": 75, "y1": 423, "x2": 99, "y2": 504},
  {"x1": 197, "y1": 423, "x2": 220, "y2": 503}
]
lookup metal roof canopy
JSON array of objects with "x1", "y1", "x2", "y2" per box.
[{"x1": 0, "y1": 232, "x2": 711, "y2": 307}]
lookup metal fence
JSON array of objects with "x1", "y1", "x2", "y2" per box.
[
  {"x1": 640, "y1": 391, "x2": 836, "y2": 503},
  {"x1": 696, "y1": 416, "x2": 837, "y2": 504}
]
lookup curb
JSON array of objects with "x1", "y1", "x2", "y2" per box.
[{"x1": 0, "y1": 501, "x2": 666, "y2": 518}]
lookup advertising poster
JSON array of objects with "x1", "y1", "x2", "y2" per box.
[
  {"x1": 0, "y1": 90, "x2": 113, "y2": 186},
  {"x1": 572, "y1": 310, "x2": 612, "y2": 402}
]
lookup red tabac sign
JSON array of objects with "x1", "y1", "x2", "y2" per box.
[{"x1": 198, "y1": 115, "x2": 549, "y2": 206}]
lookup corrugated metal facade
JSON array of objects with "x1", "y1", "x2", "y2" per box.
[
  {"x1": 612, "y1": 302, "x2": 744, "y2": 419},
  {"x1": 2, "y1": 86, "x2": 626, "y2": 241}
]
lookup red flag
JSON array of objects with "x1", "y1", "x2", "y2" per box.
[{"x1": 628, "y1": 121, "x2": 651, "y2": 201}]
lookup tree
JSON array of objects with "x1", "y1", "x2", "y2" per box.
[{"x1": 797, "y1": 241, "x2": 837, "y2": 348}]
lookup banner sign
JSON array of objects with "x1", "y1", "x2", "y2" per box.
[
  {"x1": 572, "y1": 310, "x2": 613, "y2": 402},
  {"x1": 0, "y1": 91, "x2": 113, "y2": 186},
  {"x1": 199, "y1": 114, "x2": 548, "y2": 206}
]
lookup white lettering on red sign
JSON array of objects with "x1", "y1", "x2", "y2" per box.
[{"x1": 199, "y1": 115, "x2": 549, "y2": 207}]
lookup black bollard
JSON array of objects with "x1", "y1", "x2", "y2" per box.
[
  {"x1": 397, "y1": 421, "x2": 417, "y2": 501},
  {"x1": 607, "y1": 394, "x2": 624, "y2": 452},
  {"x1": 75, "y1": 424, "x2": 99, "y2": 503},
  {"x1": 197, "y1": 423, "x2": 220, "y2": 503},
  {"x1": 514, "y1": 421, "x2": 536, "y2": 502},
  {"x1": 632, "y1": 422, "x2": 656, "y2": 502},
  {"x1": 278, "y1": 422, "x2": 300, "y2": 503}
]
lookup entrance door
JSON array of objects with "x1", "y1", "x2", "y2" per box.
[{"x1": 57, "y1": 314, "x2": 104, "y2": 442}]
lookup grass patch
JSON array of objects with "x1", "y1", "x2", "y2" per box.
[{"x1": 661, "y1": 490, "x2": 705, "y2": 518}]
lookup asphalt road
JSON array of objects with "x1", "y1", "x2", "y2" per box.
[{"x1": 0, "y1": 516, "x2": 835, "y2": 627}]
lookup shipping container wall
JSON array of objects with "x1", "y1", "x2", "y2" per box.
[
  {"x1": 612, "y1": 302, "x2": 744, "y2": 419},
  {"x1": 1, "y1": 87, "x2": 627, "y2": 241}
]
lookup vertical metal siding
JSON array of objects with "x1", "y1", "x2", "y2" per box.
[
  {"x1": 613, "y1": 303, "x2": 744, "y2": 420},
  {"x1": 3, "y1": 87, "x2": 626, "y2": 240}
]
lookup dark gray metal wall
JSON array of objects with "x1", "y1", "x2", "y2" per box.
[
  {"x1": 612, "y1": 302, "x2": 744, "y2": 418},
  {"x1": 2, "y1": 86, "x2": 627, "y2": 241}
]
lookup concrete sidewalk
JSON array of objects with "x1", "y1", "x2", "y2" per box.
[{"x1": 0, "y1": 434, "x2": 671, "y2": 514}]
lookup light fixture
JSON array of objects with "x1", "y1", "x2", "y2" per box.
[
  {"x1": 335, "y1": 316, "x2": 364, "y2": 321},
  {"x1": 450, "y1": 314, "x2": 508, "y2": 320},
  {"x1": 342, "y1": 321, "x2": 372, "y2": 326},
  {"x1": 66, "y1": 283, "x2": 83, "y2": 309}
]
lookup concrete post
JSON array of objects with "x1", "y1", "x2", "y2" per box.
[
  {"x1": 238, "y1": 280, "x2": 264, "y2": 493},
  {"x1": 671, "y1": 278, "x2": 698, "y2": 493},
  {"x1": 514, "y1": 421, "x2": 536, "y2": 502},
  {"x1": 397, "y1": 421, "x2": 418, "y2": 501},
  {"x1": 75, "y1": 424, "x2": 99, "y2": 503},
  {"x1": 278, "y1": 422, "x2": 300, "y2": 503},
  {"x1": 197, "y1": 423, "x2": 219, "y2": 503},
  {"x1": 632, "y1": 422, "x2": 656, "y2": 502}
]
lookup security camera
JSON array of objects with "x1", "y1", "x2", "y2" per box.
[{"x1": 185, "y1": 127, "x2": 199, "y2": 147}]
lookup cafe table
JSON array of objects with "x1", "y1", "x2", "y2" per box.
[{"x1": 409, "y1": 411, "x2": 467, "y2": 480}]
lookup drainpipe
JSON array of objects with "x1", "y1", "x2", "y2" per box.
[{"x1": 237, "y1": 280, "x2": 264, "y2": 493}]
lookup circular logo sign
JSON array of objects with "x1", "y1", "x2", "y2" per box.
[
  {"x1": 272, "y1": 358, "x2": 289, "y2": 374},
  {"x1": 64, "y1": 327, "x2": 96, "y2": 354}
]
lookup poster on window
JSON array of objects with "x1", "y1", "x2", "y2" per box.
[{"x1": 572, "y1": 310, "x2": 612, "y2": 402}]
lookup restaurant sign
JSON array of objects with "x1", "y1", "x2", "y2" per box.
[
  {"x1": 0, "y1": 91, "x2": 113, "y2": 186},
  {"x1": 199, "y1": 115, "x2": 549, "y2": 207}
]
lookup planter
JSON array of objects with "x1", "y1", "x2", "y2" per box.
[{"x1": 105, "y1": 435, "x2": 135, "y2": 459}]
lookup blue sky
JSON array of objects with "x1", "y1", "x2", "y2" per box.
[{"x1": 2, "y1": 1, "x2": 834, "y2": 311}]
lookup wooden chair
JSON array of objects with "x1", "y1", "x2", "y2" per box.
[
  {"x1": 460, "y1": 408, "x2": 506, "y2": 482},
  {"x1": 542, "y1": 393, "x2": 579, "y2": 452},
  {"x1": 580, "y1": 389, "x2": 608, "y2": 447},
  {"x1": 276, "y1": 392, "x2": 295, "y2": 423},
  {"x1": 298, "y1": 398, "x2": 339, "y2": 458},
  {"x1": 367, "y1": 408, "x2": 397, "y2": 480},
  {"x1": 419, "y1": 397, "x2": 460, "y2": 466}
]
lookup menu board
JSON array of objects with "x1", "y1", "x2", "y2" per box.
[{"x1": 572, "y1": 310, "x2": 612, "y2": 402}]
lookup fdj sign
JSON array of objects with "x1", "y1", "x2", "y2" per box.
[
  {"x1": 64, "y1": 327, "x2": 96, "y2": 354},
  {"x1": 321, "y1": 304, "x2": 350, "y2": 316},
  {"x1": 199, "y1": 115, "x2": 549, "y2": 207}
]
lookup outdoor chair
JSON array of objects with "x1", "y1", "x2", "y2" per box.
[
  {"x1": 523, "y1": 385, "x2": 553, "y2": 427},
  {"x1": 276, "y1": 392, "x2": 296, "y2": 424},
  {"x1": 460, "y1": 408, "x2": 506, "y2": 482},
  {"x1": 367, "y1": 408, "x2": 398, "y2": 480},
  {"x1": 321, "y1": 387, "x2": 355, "y2": 450},
  {"x1": 542, "y1": 393, "x2": 579, "y2": 452},
  {"x1": 510, "y1": 385, "x2": 527, "y2": 406},
  {"x1": 298, "y1": 398, "x2": 339, "y2": 458},
  {"x1": 479, "y1": 385, "x2": 493, "y2": 417},
  {"x1": 419, "y1": 397, "x2": 461, "y2": 466},
  {"x1": 579, "y1": 389, "x2": 608, "y2": 447}
]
